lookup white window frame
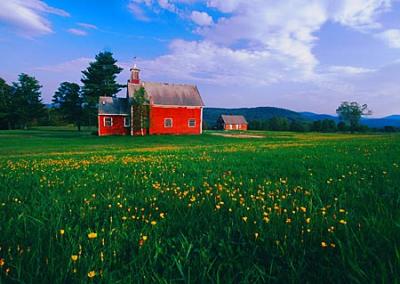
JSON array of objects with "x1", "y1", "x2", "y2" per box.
[
  {"x1": 188, "y1": 119, "x2": 196, "y2": 128},
  {"x1": 124, "y1": 116, "x2": 130, "y2": 127},
  {"x1": 104, "y1": 117, "x2": 113, "y2": 127},
  {"x1": 164, "y1": 118, "x2": 173, "y2": 128}
]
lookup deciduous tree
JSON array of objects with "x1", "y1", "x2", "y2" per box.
[
  {"x1": 53, "y1": 82, "x2": 83, "y2": 131},
  {"x1": 336, "y1": 102, "x2": 371, "y2": 133},
  {"x1": 0, "y1": 78, "x2": 12, "y2": 129}
]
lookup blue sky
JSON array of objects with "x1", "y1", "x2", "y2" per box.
[{"x1": 1, "y1": 0, "x2": 400, "y2": 117}]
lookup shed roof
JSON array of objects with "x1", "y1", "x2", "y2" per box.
[
  {"x1": 220, "y1": 115, "x2": 248, "y2": 125},
  {"x1": 128, "y1": 82, "x2": 204, "y2": 107},
  {"x1": 98, "y1": 97, "x2": 129, "y2": 115}
]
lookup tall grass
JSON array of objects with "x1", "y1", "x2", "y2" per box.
[{"x1": 0, "y1": 129, "x2": 399, "y2": 282}]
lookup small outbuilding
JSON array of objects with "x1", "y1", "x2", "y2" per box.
[{"x1": 217, "y1": 115, "x2": 248, "y2": 131}]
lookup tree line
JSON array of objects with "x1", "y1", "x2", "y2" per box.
[
  {"x1": 0, "y1": 51, "x2": 124, "y2": 130},
  {"x1": 248, "y1": 102, "x2": 398, "y2": 133}
]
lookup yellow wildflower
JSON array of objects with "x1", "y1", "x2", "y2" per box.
[
  {"x1": 160, "y1": 212, "x2": 165, "y2": 219},
  {"x1": 300, "y1": 206, "x2": 307, "y2": 213},
  {"x1": 330, "y1": 243, "x2": 336, "y2": 248},
  {"x1": 339, "y1": 219, "x2": 347, "y2": 225},
  {"x1": 71, "y1": 255, "x2": 78, "y2": 262},
  {"x1": 59, "y1": 229, "x2": 65, "y2": 235},
  {"x1": 255, "y1": 232, "x2": 259, "y2": 240},
  {"x1": 88, "y1": 271, "x2": 96, "y2": 278},
  {"x1": 0, "y1": 258, "x2": 5, "y2": 267},
  {"x1": 321, "y1": 241, "x2": 328, "y2": 248},
  {"x1": 88, "y1": 232, "x2": 97, "y2": 239},
  {"x1": 151, "y1": 221, "x2": 157, "y2": 226},
  {"x1": 286, "y1": 218, "x2": 292, "y2": 224},
  {"x1": 242, "y1": 216, "x2": 248, "y2": 222},
  {"x1": 306, "y1": 218, "x2": 311, "y2": 224},
  {"x1": 142, "y1": 235, "x2": 148, "y2": 241}
]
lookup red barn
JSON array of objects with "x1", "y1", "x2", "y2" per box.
[
  {"x1": 218, "y1": 115, "x2": 248, "y2": 131},
  {"x1": 98, "y1": 66, "x2": 204, "y2": 136}
]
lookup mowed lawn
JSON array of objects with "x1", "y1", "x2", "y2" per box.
[{"x1": 0, "y1": 128, "x2": 399, "y2": 283}]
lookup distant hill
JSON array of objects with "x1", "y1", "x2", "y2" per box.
[
  {"x1": 300, "y1": 112, "x2": 339, "y2": 122},
  {"x1": 384, "y1": 115, "x2": 400, "y2": 120},
  {"x1": 204, "y1": 107, "x2": 400, "y2": 128},
  {"x1": 300, "y1": 112, "x2": 400, "y2": 128}
]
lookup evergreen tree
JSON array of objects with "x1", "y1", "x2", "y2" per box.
[
  {"x1": 81, "y1": 51, "x2": 124, "y2": 126},
  {"x1": 53, "y1": 82, "x2": 83, "y2": 131},
  {"x1": 12, "y1": 73, "x2": 45, "y2": 129},
  {"x1": 0, "y1": 78, "x2": 12, "y2": 129}
]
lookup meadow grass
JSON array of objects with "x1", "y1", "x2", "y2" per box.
[{"x1": 0, "y1": 128, "x2": 399, "y2": 283}]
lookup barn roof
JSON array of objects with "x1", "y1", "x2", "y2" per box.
[
  {"x1": 98, "y1": 97, "x2": 129, "y2": 115},
  {"x1": 220, "y1": 115, "x2": 248, "y2": 125},
  {"x1": 128, "y1": 82, "x2": 204, "y2": 107}
]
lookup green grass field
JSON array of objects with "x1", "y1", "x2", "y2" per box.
[{"x1": 0, "y1": 128, "x2": 399, "y2": 283}]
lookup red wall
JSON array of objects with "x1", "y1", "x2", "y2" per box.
[
  {"x1": 98, "y1": 115, "x2": 129, "y2": 136},
  {"x1": 224, "y1": 123, "x2": 248, "y2": 131},
  {"x1": 149, "y1": 106, "x2": 202, "y2": 135}
]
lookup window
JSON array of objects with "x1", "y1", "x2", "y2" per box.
[
  {"x1": 164, "y1": 118, "x2": 173, "y2": 128},
  {"x1": 104, "y1": 117, "x2": 113, "y2": 127},
  {"x1": 124, "y1": 117, "x2": 130, "y2": 127},
  {"x1": 229, "y1": 124, "x2": 232, "y2": 130},
  {"x1": 188, "y1": 119, "x2": 196, "y2": 128}
]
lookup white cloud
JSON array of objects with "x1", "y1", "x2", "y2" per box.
[
  {"x1": 135, "y1": 39, "x2": 312, "y2": 86},
  {"x1": 128, "y1": 2, "x2": 150, "y2": 21},
  {"x1": 36, "y1": 57, "x2": 92, "y2": 72},
  {"x1": 191, "y1": 11, "x2": 213, "y2": 26},
  {"x1": 377, "y1": 29, "x2": 400, "y2": 48},
  {"x1": 329, "y1": 0, "x2": 391, "y2": 31},
  {"x1": 77, "y1": 23, "x2": 98, "y2": 30},
  {"x1": 0, "y1": 0, "x2": 69, "y2": 37},
  {"x1": 131, "y1": 0, "x2": 396, "y2": 87},
  {"x1": 328, "y1": 66, "x2": 376, "y2": 75},
  {"x1": 67, "y1": 28, "x2": 87, "y2": 36}
]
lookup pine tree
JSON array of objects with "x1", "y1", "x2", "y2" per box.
[
  {"x1": 12, "y1": 73, "x2": 45, "y2": 129},
  {"x1": 53, "y1": 82, "x2": 83, "y2": 131},
  {"x1": 81, "y1": 51, "x2": 124, "y2": 126}
]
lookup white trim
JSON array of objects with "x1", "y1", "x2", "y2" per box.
[
  {"x1": 164, "y1": 118, "x2": 173, "y2": 128},
  {"x1": 99, "y1": 114, "x2": 129, "y2": 116},
  {"x1": 188, "y1": 118, "x2": 196, "y2": 128},
  {"x1": 104, "y1": 117, "x2": 113, "y2": 127},
  {"x1": 200, "y1": 107, "x2": 203, "y2": 134}
]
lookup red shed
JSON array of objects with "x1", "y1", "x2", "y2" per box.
[
  {"x1": 98, "y1": 97, "x2": 130, "y2": 136},
  {"x1": 218, "y1": 115, "x2": 248, "y2": 131},
  {"x1": 98, "y1": 66, "x2": 204, "y2": 136}
]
